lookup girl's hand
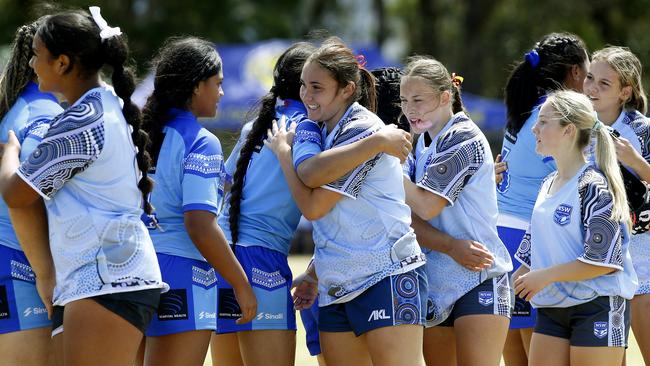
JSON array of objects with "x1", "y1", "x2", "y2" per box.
[
  {"x1": 292, "y1": 274, "x2": 318, "y2": 310},
  {"x1": 448, "y1": 239, "x2": 494, "y2": 272},
  {"x1": 373, "y1": 124, "x2": 412, "y2": 163},
  {"x1": 264, "y1": 116, "x2": 296, "y2": 156},
  {"x1": 614, "y1": 136, "x2": 644, "y2": 169},
  {"x1": 233, "y1": 283, "x2": 258, "y2": 324},
  {"x1": 494, "y1": 154, "x2": 507, "y2": 185},
  {"x1": 35, "y1": 273, "x2": 55, "y2": 319},
  {"x1": 514, "y1": 269, "x2": 551, "y2": 301}
]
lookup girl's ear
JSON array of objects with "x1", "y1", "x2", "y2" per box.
[
  {"x1": 620, "y1": 85, "x2": 633, "y2": 105},
  {"x1": 439, "y1": 90, "x2": 451, "y2": 106},
  {"x1": 55, "y1": 54, "x2": 71, "y2": 75},
  {"x1": 341, "y1": 81, "x2": 355, "y2": 99}
]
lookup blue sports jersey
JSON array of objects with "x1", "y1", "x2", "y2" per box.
[
  {"x1": 147, "y1": 108, "x2": 226, "y2": 261},
  {"x1": 515, "y1": 164, "x2": 638, "y2": 308},
  {"x1": 413, "y1": 111, "x2": 512, "y2": 324},
  {"x1": 17, "y1": 86, "x2": 165, "y2": 306},
  {"x1": 0, "y1": 82, "x2": 61, "y2": 251},
  {"x1": 293, "y1": 102, "x2": 425, "y2": 307},
  {"x1": 497, "y1": 106, "x2": 557, "y2": 222},
  {"x1": 218, "y1": 99, "x2": 319, "y2": 255}
]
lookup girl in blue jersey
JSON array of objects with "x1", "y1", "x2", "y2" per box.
[
  {"x1": 0, "y1": 18, "x2": 62, "y2": 365},
  {"x1": 497, "y1": 33, "x2": 589, "y2": 366},
  {"x1": 400, "y1": 57, "x2": 512, "y2": 366},
  {"x1": 0, "y1": 7, "x2": 166, "y2": 365},
  {"x1": 210, "y1": 43, "x2": 416, "y2": 366},
  {"x1": 583, "y1": 46, "x2": 650, "y2": 363},
  {"x1": 266, "y1": 37, "x2": 427, "y2": 366},
  {"x1": 139, "y1": 37, "x2": 256, "y2": 366},
  {"x1": 513, "y1": 90, "x2": 637, "y2": 366}
]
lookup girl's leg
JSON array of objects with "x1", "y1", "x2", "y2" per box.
[
  {"x1": 520, "y1": 327, "x2": 533, "y2": 355},
  {"x1": 365, "y1": 324, "x2": 424, "y2": 366},
  {"x1": 237, "y1": 330, "x2": 296, "y2": 366},
  {"x1": 53, "y1": 332, "x2": 64, "y2": 366},
  {"x1": 62, "y1": 299, "x2": 143, "y2": 366},
  {"x1": 210, "y1": 333, "x2": 244, "y2": 366},
  {"x1": 0, "y1": 327, "x2": 53, "y2": 365},
  {"x1": 320, "y1": 331, "x2": 372, "y2": 366},
  {"x1": 570, "y1": 346, "x2": 624, "y2": 366},
  {"x1": 454, "y1": 314, "x2": 509, "y2": 366},
  {"x1": 144, "y1": 330, "x2": 211, "y2": 366},
  {"x1": 134, "y1": 338, "x2": 146, "y2": 366},
  {"x1": 423, "y1": 326, "x2": 456, "y2": 366},
  {"x1": 528, "y1": 333, "x2": 569, "y2": 366},
  {"x1": 502, "y1": 328, "x2": 533, "y2": 366},
  {"x1": 631, "y1": 294, "x2": 650, "y2": 364}
]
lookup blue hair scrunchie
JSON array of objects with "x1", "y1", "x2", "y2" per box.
[{"x1": 525, "y1": 49, "x2": 540, "y2": 69}]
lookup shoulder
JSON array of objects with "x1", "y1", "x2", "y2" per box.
[
  {"x1": 437, "y1": 113, "x2": 482, "y2": 152},
  {"x1": 622, "y1": 110, "x2": 650, "y2": 134},
  {"x1": 46, "y1": 91, "x2": 104, "y2": 138},
  {"x1": 335, "y1": 104, "x2": 382, "y2": 143},
  {"x1": 577, "y1": 165, "x2": 611, "y2": 207}
]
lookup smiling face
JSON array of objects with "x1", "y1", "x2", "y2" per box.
[
  {"x1": 583, "y1": 60, "x2": 631, "y2": 119},
  {"x1": 399, "y1": 76, "x2": 450, "y2": 134},
  {"x1": 189, "y1": 70, "x2": 224, "y2": 119},
  {"x1": 29, "y1": 35, "x2": 61, "y2": 93},
  {"x1": 532, "y1": 102, "x2": 572, "y2": 157},
  {"x1": 299, "y1": 61, "x2": 354, "y2": 130}
]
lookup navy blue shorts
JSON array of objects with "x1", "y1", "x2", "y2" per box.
[
  {"x1": 146, "y1": 253, "x2": 217, "y2": 336},
  {"x1": 300, "y1": 300, "x2": 321, "y2": 356},
  {"x1": 319, "y1": 266, "x2": 427, "y2": 337},
  {"x1": 0, "y1": 245, "x2": 51, "y2": 334},
  {"x1": 535, "y1": 296, "x2": 630, "y2": 347},
  {"x1": 438, "y1": 274, "x2": 511, "y2": 327},
  {"x1": 216, "y1": 245, "x2": 296, "y2": 333},
  {"x1": 498, "y1": 221, "x2": 537, "y2": 329}
]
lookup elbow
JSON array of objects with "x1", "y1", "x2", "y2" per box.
[
  {"x1": 302, "y1": 208, "x2": 327, "y2": 222},
  {"x1": 297, "y1": 165, "x2": 321, "y2": 189},
  {"x1": 413, "y1": 205, "x2": 438, "y2": 222}
]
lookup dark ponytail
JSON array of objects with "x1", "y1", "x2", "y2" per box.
[
  {"x1": 358, "y1": 68, "x2": 377, "y2": 113},
  {"x1": 451, "y1": 83, "x2": 466, "y2": 114},
  {"x1": 228, "y1": 42, "x2": 315, "y2": 245},
  {"x1": 505, "y1": 32, "x2": 588, "y2": 135},
  {"x1": 0, "y1": 20, "x2": 41, "y2": 122},
  {"x1": 37, "y1": 10, "x2": 154, "y2": 213}
]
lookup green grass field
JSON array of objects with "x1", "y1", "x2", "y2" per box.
[{"x1": 203, "y1": 255, "x2": 644, "y2": 366}]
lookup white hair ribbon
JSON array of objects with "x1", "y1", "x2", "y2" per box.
[{"x1": 88, "y1": 6, "x2": 122, "y2": 40}]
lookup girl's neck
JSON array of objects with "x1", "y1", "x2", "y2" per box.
[
  {"x1": 62, "y1": 75, "x2": 101, "y2": 106},
  {"x1": 598, "y1": 107, "x2": 622, "y2": 126},
  {"x1": 553, "y1": 148, "x2": 586, "y2": 181},
  {"x1": 426, "y1": 108, "x2": 454, "y2": 138},
  {"x1": 325, "y1": 101, "x2": 353, "y2": 133}
]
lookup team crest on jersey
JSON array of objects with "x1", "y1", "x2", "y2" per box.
[
  {"x1": 553, "y1": 204, "x2": 573, "y2": 226},
  {"x1": 594, "y1": 321, "x2": 608, "y2": 339},
  {"x1": 478, "y1": 291, "x2": 494, "y2": 306}
]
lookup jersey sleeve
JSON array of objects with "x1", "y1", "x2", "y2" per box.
[
  {"x1": 514, "y1": 225, "x2": 532, "y2": 269},
  {"x1": 577, "y1": 169, "x2": 624, "y2": 270},
  {"x1": 402, "y1": 153, "x2": 416, "y2": 182},
  {"x1": 321, "y1": 117, "x2": 381, "y2": 199},
  {"x1": 17, "y1": 94, "x2": 105, "y2": 200},
  {"x1": 292, "y1": 119, "x2": 323, "y2": 170},
  {"x1": 629, "y1": 113, "x2": 650, "y2": 163},
  {"x1": 182, "y1": 134, "x2": 225, "y2": 215},
  {"x1": 224, "y1": 121, "x2": 253, "y2": 185},
  {"x1": 416, "y1": 124, "x2": 485, "y2": 205}
]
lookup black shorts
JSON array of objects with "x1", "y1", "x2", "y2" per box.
[
  {"x1": 535, "y1": 296, "x2": 630, "y2": 347},
  {"x1": 438, "y1": 274, "x2": 511, "y2": 327},
  {"x1": 52, "y1": 289, "x2": 160, "y2": 336}
]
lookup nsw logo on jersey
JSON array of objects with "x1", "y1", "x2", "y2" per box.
[
  {"x1": 478, "y1": 291, "x2": 494, "y2": 306},
  {"x1": 553, "y1": 204, "x2": 572, "y2": 226},
  {"x1": 594, "y1": 321, "x2": 608, "y2": 339}
]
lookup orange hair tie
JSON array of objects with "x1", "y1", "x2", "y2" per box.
[{"x1": 451, "y1": 72, "x2": 464, "y2": 87}]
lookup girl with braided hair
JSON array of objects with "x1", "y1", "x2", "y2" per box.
[
  {"x1": 584, "y1": 46, "x2": 650, "y2": 364},
  {"x1": 0, "y1": 18, "x2": 62, "y2": 365},
  {"x1": 495, "y1": 32, "x2": 589, "y2": 366},
  {"x1": 0, "y1": 7, "x2": 166, "y2": 365},
  {"x1": 139, "y1": 37, "x2": 256, "y2": 366}
]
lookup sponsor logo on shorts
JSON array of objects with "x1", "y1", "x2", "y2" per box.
[
  {"x1": 198, "y1": 311, "x2": 216, "y2": 320},
  {"x1": 218, "y1": 288, "x2": 242, "y2": 319},
  {"x1": 368, "y1": 309, "x2": 391, "y2": 322},
  {"x1": 255, "y1": 312, "x2": 284, "y2": 321},
  {"x1": 553, "y1": 204, "x2": 572, "y2": 226},
  {"x1": 157, "y1": 289, "x2": 189, "y2": 321},
  {"x1": 478, "y1": 291, "x2": 494, "y2": 306},
  {"x1": 0, "y1": 286, "x2": 9, "y2": 319},
  {"x1": 594, "y1": 321, "x2": 608, "y2": 339},
  {"x1": 513, "y1": 296, "x2": 532, "y2": 317},
  {"x1": 22, "y1": 307, "x2": 47, "y2": 318}
]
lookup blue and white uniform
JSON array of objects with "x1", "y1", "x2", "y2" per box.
[
  {"x1": 0, "y1": 82, "x2": 61, "y2": 333},
  {"x1": 144, "y1": 108, "x2": 226, "y2": 336},
  {"x1": 216, "y1": 99, "x2": 314, "y2": 333},
  {"x1": 496, "y1": 104, "x2": 555, "y2": 328},
  {"x1": 610, "y1": 110, "x2": 650, "y2": 295},
  {"x1": 293, "y1": 102, "x2": 427, "y2": 335},
  {"x1": 515, "y1": 164, "x2": 637, "y2": 347},
  {"x1": 17, "y1": 86, "x2": 165, "y2": 307},
  {"x1": 413, "y1": 112, "x2": 512, "y2": 326}
]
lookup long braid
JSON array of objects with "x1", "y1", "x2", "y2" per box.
[
  {"x1": 228, "y1": 42, "x2": 315, "y2": 245},
  {"x1": 0, "y1": 22, "x2": 39, "y2": 122}
]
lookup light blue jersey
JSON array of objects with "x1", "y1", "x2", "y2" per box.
[
  {"x1": 413, "y1": 112, "x2": 512, "y2": 324},
  {"x1": 147, "y1": 108, "x2": 226, "y2": 261},
  {"x1": 293, "y1": 102, "x2": 425, "y2": 307},
  {"x1": 218, "y1": 99, "x2": 317, "y2": 255},
  {"x1": 497, "y1": 105, "x2": 557, "y2": 222},
  {"x1": 0, "y1": 82, "x2": 61, "y2": 251},
  {"x1": 515, "y1": 165, "x2": 638, "y2": 308},
  {"x1": 17, "y1": 86, "x2": 165, "y2": 306}
]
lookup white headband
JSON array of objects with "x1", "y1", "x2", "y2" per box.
[{"x1": 88, "y1": 6, "x2": 122, "y2": 40}]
